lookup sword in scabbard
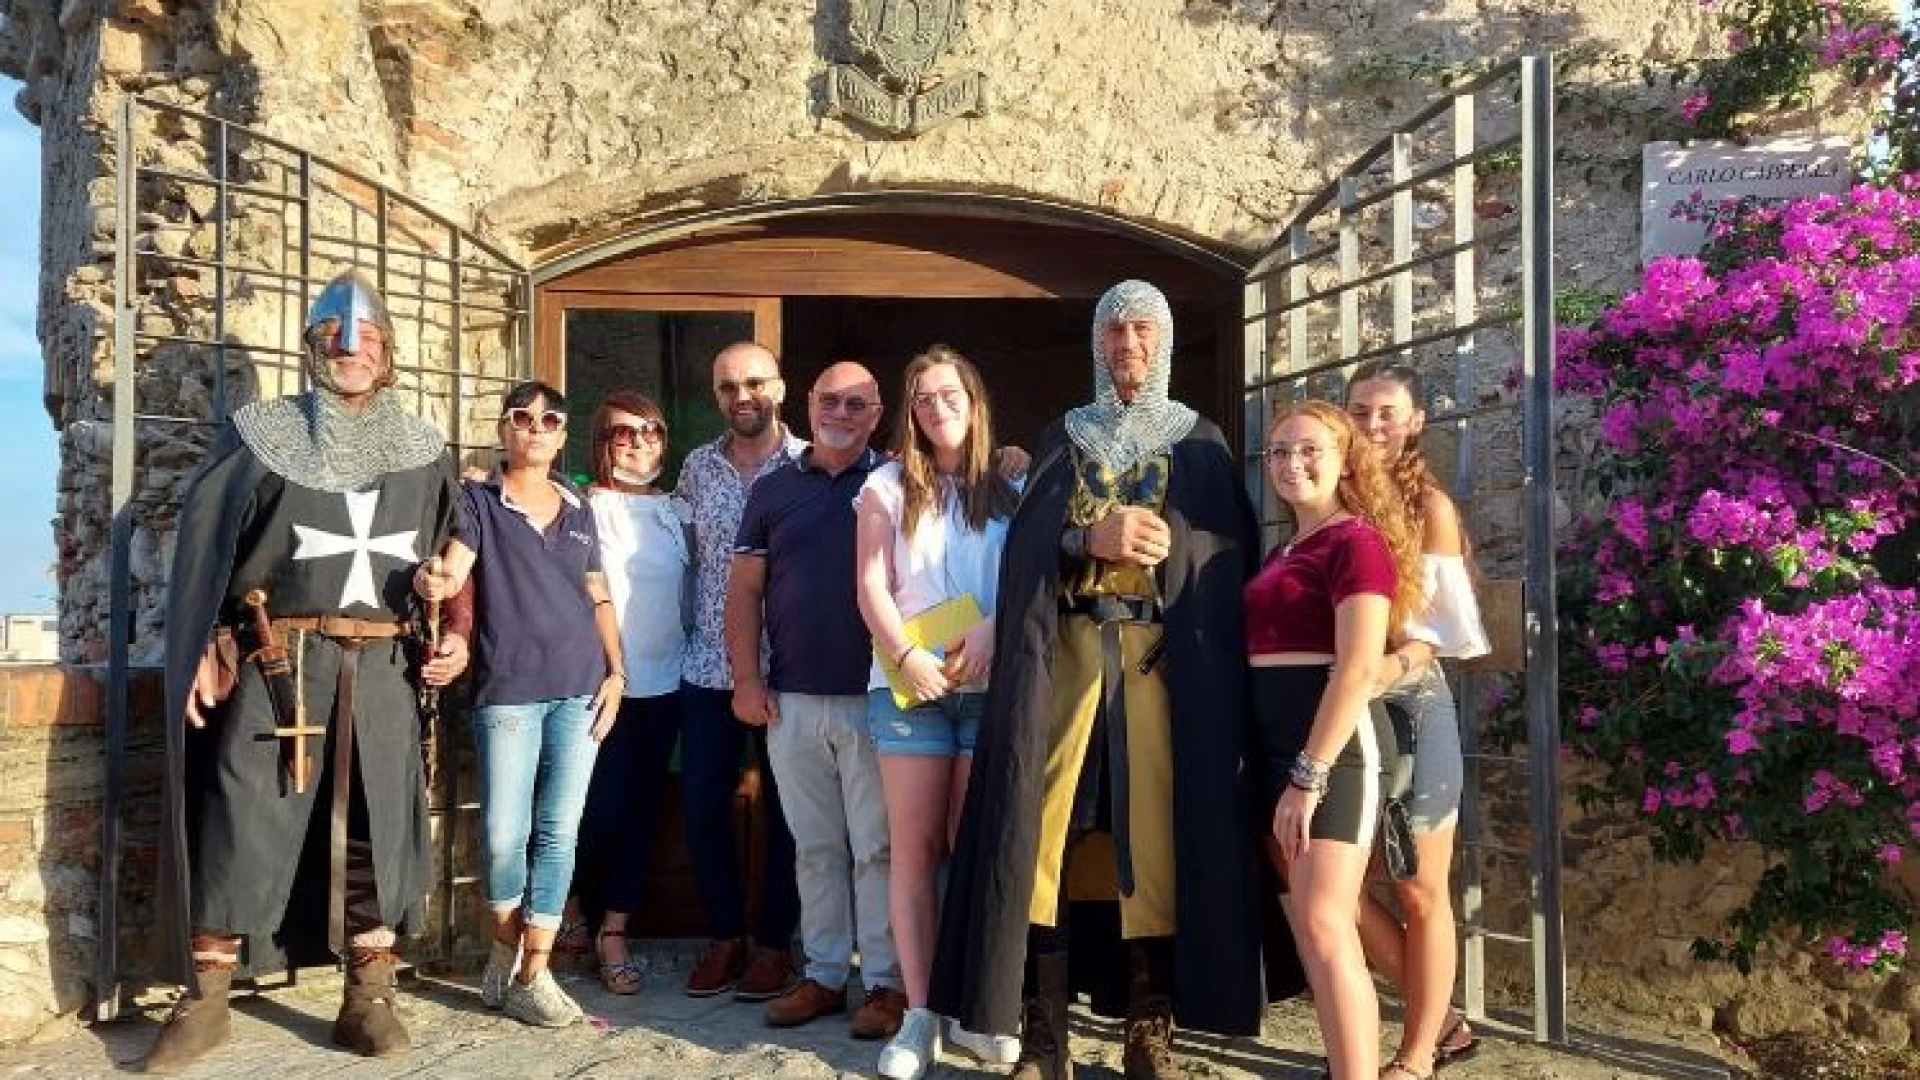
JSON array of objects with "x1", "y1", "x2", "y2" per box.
[
  {"x1": 243, "y1": 589, "x2": 322, "y2": 794},
  {"x1": 416, "y1": 555, "x2": 444, "y2": 790}
]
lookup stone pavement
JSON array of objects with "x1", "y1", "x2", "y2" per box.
[{"x1": 4, "y1": 946, "x2": 1738, "y2": 1079}]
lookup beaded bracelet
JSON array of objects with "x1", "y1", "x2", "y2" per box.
[{"x1": 1289, "y1": 753, "x2": 1331, "y2": 795}]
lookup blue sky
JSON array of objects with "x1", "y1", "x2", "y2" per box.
[{"x1": 0, "y1": 78, "x2": 57, "y2": 614}]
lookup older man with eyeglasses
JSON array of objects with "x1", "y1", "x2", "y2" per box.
[{"x1": 725, "y1": 360, "x2": 907, "y2": 1039}]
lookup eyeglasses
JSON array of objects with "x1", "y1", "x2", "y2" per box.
[
  {"x1": 716, "y1": 376, "x2": 778, "y2": 398},
  {"x1": 1264, "y1": 443, "x2": 1333, "y2": 464},
  {"x1": 813, "y1": 391, "x2": 877, "y2": 416},
  {"x1": 604, "y1": 420, "x2": 665, "y2": 447},
  {"x1": 503, "y1": 407, "x2": 567, "y2": 433},
  {"x1": 911, "y1": 386, "x2": 967, "y2": 411}
]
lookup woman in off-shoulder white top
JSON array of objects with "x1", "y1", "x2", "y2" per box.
[{"x1": 1346, "y1": 361, "x2": 1490, "y2": 1080}]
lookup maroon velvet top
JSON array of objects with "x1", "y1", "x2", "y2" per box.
[{"x1": 1244, "y1": 516, "x2": 1397, "y2": 655}]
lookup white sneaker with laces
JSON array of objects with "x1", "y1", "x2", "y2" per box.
[
  {"x1": 878, "y1": 1006, "x2": 942, "y2": 1080},
  {"x1": 503, "y1": 968, "x2": 583, "y2": 1028},
  {"x1": 480, "y1": 939, "x2": 518, "y2": 1009},
  {"x1": 947, "y1": 1017, "x2": 1022, "y2": 1064}
]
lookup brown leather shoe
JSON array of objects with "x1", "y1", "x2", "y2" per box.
[
  {"x1": 685, "y1": 936, "x2": 749, "y2": 997},
  {"x1": 732, "y1": 944, "x2": 794, "y2": 1002},
  {"x1": 332, "y1": 949, "x2": 411, "y2": 1057},
  {"x1": 763, "y1": 977, "x2": 847, "y2": 1027},
  {"x1": 1121, "y1": 995, "x2": 1178, "y2": 1080},
  {"x1": 141, "y1": 963, "x2": 234, "y2": 1074},
  {"x1": 849, "y1": 985, "x2": 908, "y2": 1040}
]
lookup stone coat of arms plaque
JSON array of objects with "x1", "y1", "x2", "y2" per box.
[{"x1": 824, "y1": 0, "x2": 990, "y2": 136}]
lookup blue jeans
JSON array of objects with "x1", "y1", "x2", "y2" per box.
[
  {"x1": 679, "y1": 682, "x2": 801, "y2": 948},
  {"x1": 472, "y1": 695, "x2": 598, "y2": 929}
]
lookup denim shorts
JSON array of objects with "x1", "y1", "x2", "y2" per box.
[
  {"x1": 1382, "y1": 667, "x2": 1464, "y2": 836},
  {"x1": 866, "y1": 689, "x2": 984, "y2": 757}
]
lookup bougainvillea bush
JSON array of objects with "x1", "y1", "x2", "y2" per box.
[{"x1": 1557, "y1": 180, "x2": 1920, "y2": 974}]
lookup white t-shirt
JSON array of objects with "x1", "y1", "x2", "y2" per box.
[
  {"x1": 588, "y1": 488, "x2": 691, "y2": 698},
  {"x1": 857, "y1": 461, "x2": 1014, "y2": 693}
]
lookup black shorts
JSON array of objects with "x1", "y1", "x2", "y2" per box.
[{"x1": 1251, "y1": 664, "x2": 1395, "y2": 846}]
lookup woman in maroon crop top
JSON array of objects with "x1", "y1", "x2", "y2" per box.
[{"x1": 1244, "y1": 400, "x2": 1421, "y2": 1080}]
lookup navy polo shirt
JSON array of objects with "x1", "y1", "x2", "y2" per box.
[
  {"x1": 733, "y1": 447, "x2": 881, "y2": 696},
  {"x1": 461, "y1": 474, "x2": 606, "y2": 707}
]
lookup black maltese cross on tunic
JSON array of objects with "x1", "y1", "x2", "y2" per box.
[{"x1": 290, "y1": 489, "x2": 421, "y2": 610}]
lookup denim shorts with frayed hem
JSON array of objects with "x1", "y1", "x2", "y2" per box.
[{"x1": 865, "y1": 688, "x2": 984, "y2": 757}]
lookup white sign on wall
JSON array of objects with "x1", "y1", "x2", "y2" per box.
[{"x1": 1641, "y1": 136, "x2": 1853, "y2": 262}]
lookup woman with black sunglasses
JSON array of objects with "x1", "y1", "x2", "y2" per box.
[
  {"x1": 416, "y1": 380, "x2": 624, "y2": 1027},
  {"x1": 568, "y1": 389, "x2": 693, "y2": 996}
]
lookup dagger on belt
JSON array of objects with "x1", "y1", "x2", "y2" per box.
[{"x1": 243, "y1": 588, "x2": 323, "y2": 794}]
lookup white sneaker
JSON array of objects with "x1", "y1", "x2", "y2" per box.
[
  {"x1": 947, "y1": 1017, "x2": 1022, "y2": 1064},
  {"x1": 480, "y1": 939, "x2": 518, "y2": 1009},
  {"x1": 878, "y1": 1006, "x2": 942, "y2": 1080},
  {"x1": 503, "y1": 968, "x2": 583, "y2": 1028}
]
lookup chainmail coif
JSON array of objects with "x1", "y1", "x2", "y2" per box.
[
  {"x1": 1063, "y1": 279, "x2": 1198, "y2": 474},
  {"x1": 232, "y1": 388, "x2": 445, "y2": 494}
]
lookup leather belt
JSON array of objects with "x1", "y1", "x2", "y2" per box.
[
  {"x1": 272, "y1": 615, "x2": 409, "y2": 640},
  {"x1": 1060, "y1": 595, "x2": 1161, "y2": 624}
]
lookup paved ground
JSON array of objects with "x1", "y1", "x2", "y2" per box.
[{"x1": 5, "y1": 946, "x2": 1739, "y2": 1079}]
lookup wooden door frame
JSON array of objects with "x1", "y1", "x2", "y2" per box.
[{"x1": 534, "y1": 290, "x2": 782, "y2": 388}]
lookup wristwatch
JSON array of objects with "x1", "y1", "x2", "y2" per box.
[{"x1": 1061, "y1": 526, "x2": 1089, "y2": 559}]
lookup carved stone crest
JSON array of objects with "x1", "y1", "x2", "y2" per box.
[{"x1": 824, "y1": 0, "x2": 990, "y2": 137}]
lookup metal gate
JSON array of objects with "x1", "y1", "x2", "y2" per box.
[
  {"x1": 1239, "y1": 56, "x2": 1566, "y2": 1042},
  {"x1": 97, "y1": 96, "x2": 531, "y2": 1018}
]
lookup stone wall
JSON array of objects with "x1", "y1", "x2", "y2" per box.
[{"x1": 0, "y1": 0, "x2": 1904, "y2": 1052}]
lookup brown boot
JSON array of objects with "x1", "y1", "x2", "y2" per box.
[
  {"x1": 141, "y1": 962, "x2": 234, "y2": 1074},
  {"x1": 1121, "y1": 995, "x2": 1178, "y2": 1080},
  {"x1": 1009, "y1": 952, "x2": 1071, "y2": 1080},
  {"x1": 331, "y1": 948, "x2": 411, "y2": 1057}
]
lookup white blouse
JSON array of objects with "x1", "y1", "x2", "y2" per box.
[
  {"x1": 1403, "y1": 554, "x2": 1491, "y2": 660},
  {"x1": 588, "y1": 488, "x2": 691, "y2": 698}
]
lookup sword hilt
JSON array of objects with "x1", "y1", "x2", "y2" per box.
[{"x1": 242, "y1": 589, "x2": 291, "y2": 677}]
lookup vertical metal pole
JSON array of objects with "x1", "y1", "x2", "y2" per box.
[
  {"x1": 1337, "y1": 177, "x2": 1360, "y2": 366},
  {"x1": 96, "y1": 94, "x2": 140, "y2": 1023},
  {"x1": 439, "y1": 230, "x2": 464, "y2": 967},
  {"x1": 297, "y1": 151, "x2": 313, "y2": 393},
  {"x1": 212, "y1": 119, "x2": 229, "y2": 422},
  {"x1": 1520, "y1": 53, "x2": 1566, "y2": 1045},
  {"x1": 1451, "y1": 87, "x2": 1487, "y2": 1026},
  {"x1": 1243, "y1": 265, "x2": 1272, "y2": 539},
  {"x1": 1391, "y1": 132, "x2": 1414, "y2": 353}
]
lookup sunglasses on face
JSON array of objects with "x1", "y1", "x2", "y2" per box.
[
  {"x1": 911, "y1": 386, "x2": 967, "y2": 411},
  {"x1": 813, "y1": 391, "x2": 877, "y2": 416},
  {"x1": 604, "y1": 420, "x2": 665, "y2": 447},
  {"x1": 1264, "y1": 443, "x2": 1333, "y2": 464},
  {"x1": 503, "y1": 407, "x2": 566, "y2": 433},
  {"x1": 716, "y1": 376, "x2": 778, "y2": 398}
]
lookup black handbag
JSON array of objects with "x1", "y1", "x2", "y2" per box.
[{"x1": 1377, "y1": 698, "x2": 1420, "y2": 881}]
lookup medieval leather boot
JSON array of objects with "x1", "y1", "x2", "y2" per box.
[
  {"x1": 141, "y1": 962, "x2": 235, "y2": 1074},
  {"x1": 331, "y1": 948, "x2": 411, "y2": 1057},
  {"x1": 1009, "y1": 951, "x2": 1072, "y2": 1080},
  {"x1": 1121, "y1": 994, "x2": 1178, "y2": 1080}
]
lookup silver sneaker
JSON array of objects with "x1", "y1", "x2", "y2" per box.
[
  {"x1": 878, "y1": 1006, "x2": 941, "y2": 1080},
  {"x1": 947, "y1": 1016, "x2": 1022, "y2": 1064},
  {"x1": 503, "y1": 968, "x2": 583, "y2": 1028},
  {"x1": 480, "y1": 939, "x2": 518, "y2": 1009}
]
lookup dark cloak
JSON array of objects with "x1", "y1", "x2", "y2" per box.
[
  {"x1": 929, "y1": 417, "x2": 1307, "y2": 1037},
  {"x1": 154, "y1": 423, "x2": 460, "y2": 987}
]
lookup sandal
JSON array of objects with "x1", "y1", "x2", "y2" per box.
[
  {"x1": 553, "y1": 917, "x2": 590, "y2": 957},
  {"x1": 1382, "y1": 1060, "x2": 1432, "y2": 1080},
  {"x1": 1434, "y1": 1011, "x2": 1480, "y2": 1069},
  {"x1": 596, "y1": 929, "x2": 644, "y2": 995}
]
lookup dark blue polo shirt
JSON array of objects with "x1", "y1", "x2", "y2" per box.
[
  {"x1": 461, "y1": 474, "x2": 606, "y2": 707},
  {"x1": 733, "y1": 447, "x2": 880, "y2": 696}
]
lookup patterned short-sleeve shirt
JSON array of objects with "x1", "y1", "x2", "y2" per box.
[{"x1": 674, "y1": 427, "x2": 809, "y2": 689}]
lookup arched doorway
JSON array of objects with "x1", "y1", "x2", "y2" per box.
[{"x1": 529, "y1": 193, "x2": 1248, "y2": 483}]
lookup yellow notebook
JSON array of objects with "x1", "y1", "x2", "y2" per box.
[{"x1": 877, "y1": 593, "x2": 985, "y2": 709}]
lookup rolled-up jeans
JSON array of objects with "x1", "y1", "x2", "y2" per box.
[{"x1": 472, "y1": 695, "x2": 598, "y2": 929}]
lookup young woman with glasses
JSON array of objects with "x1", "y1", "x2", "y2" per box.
[
  {"x1": 567, "y1": 389, "x2": 693, "y2": 995},
  {"x1": 415, "y1": 380, "x2": 624, "y2": 1027},
  {"x1": 856, "y1": 346, "x2": 1023, "y2": 1080},
  {"x1": 1343, "y1": 360, "x2": 1490, "y2": 1077},
  {"x1": 1244, "y1": 400, "x2": 1422, "y2": 1080}
]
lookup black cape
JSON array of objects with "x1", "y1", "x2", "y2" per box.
[
  {"x1": 154, "y1": 422, "x2": 460, "y2": 986},
  {"x1": 929, "y1": 418, "x2": 1306, "y2": 1037}
]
